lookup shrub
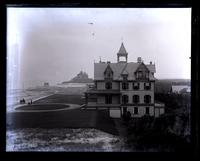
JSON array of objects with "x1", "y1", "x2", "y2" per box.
[{"x1": 126, "y1": 114, "x2": 191, "y2": 151}]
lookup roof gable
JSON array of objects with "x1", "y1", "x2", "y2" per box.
[
  {"x1": 104, "y1": 64, "x2": 113, "y2": 74},
  {"x1": 135, "y1": 62, "x2": 150, "y2": 73}
]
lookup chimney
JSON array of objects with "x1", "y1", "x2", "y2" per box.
[
  {"x1": 137, "y1": 57, "x2": 142, "y2": 63},
  {"x1": 150, "y1": 61, "x2": 152, "y2": 64}
]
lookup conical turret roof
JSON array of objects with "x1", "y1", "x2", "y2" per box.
[{"x1": 117, "y1": 42, "x2": 127, "y2": 55}]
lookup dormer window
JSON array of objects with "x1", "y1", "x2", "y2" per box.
[
  {"x1": 138, "y1": 71, "x2": 142, "y2": 78},
  {"x1": 135, "y1": 63, "x2": 150, "y2": 80},
  {"x1": 122, "y1": 75, "x2": 128, "y2": 81},
  {"x1": 136, "y1": 71, "x2": 149, "y2": 80},
  {"x1": 105, "y1": 71, "x2": 113, "y2": 79},
  {"x1": 104, "y1": 64, "x2": 113, "y2": 80}
]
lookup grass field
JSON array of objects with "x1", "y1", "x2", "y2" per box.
[{"x1": 34, "y1": 94, "x2": 85, "y2": 105}]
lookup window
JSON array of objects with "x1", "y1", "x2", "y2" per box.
[
  {"x1": 145, "y1": 71, "x2": 149, "y2": 79},
  {"x1": 122, "y1": 82, "x2": 129, "y2": 90},
  {"x1": 146, "y1": 107, "x2": 150, "y2": 115},
  {"x1": 144, "y1": 82, "x2": 151, "y2": 90},
  {"x1": 136, "y1": 71, "x2": 149, "y2": 80},
  {"x1": 122, "y1": 95, "x2": 129, "y2": 104},
  {"x1": 133, "y1": 95, "x2": 139, "y2": 103},
  {"x1": 122, "y1": 75, "x2": 128, "y2": 81},
  {"x1": 123, "y1": 107, "x2": 127, "y2": 115},
  {"x1": 134, "y1": 107, "x2": 138, "y2": 114},
  {"x1": 104, "y1": 66, "x2": 113, "y2": 79},
  {"x1": 133, "y1": 82, "x2": 139, "y2": 90},
  {"x1": 138, "y1": 71, "x2": 142, "y2": 79},
  {"x1": 105, "y1": 95, "x2": 112, "y2": 104},
  {"x1": 105, "y1": 82, "x2": 112, "y2": 89},
  {"x1": 88, "y1": 98, "x2": 97, "y2": 102},
  {"x1": 144, "y1": 95, "x2": 151, "y2": 104}
]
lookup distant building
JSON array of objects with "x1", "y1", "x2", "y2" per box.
[
  {"x1": 62, "y1": 71, "x2": 93, "y2": 84},
  {"x1": 171, "y1": 85, "x2": 191, "y2": 94},
  {"x1": 85, "y1": 43, "x2": 165, "y2": 118}
]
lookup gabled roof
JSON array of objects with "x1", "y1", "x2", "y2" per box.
[
  {"x1": 94, "y1": 62, "x2": 126, "y2": 80},
  {"x1": 135, "y1": 62, "x2": 150, "y2": 72},
  {"x1": 117, "y1": 43, "x2": 127, "y2": 55},
  {"x1": 104, "y1": 64, "x2": 113, "y2": 74},
  {"x1": 94, "y1": 62, "x2": 156, "y2": 80}
]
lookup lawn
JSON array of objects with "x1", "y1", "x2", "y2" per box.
[
  {"x1": 7, "y1": 94, "x2": 121, "y2": 151},
  {"x1": 7, "y1": 94, "x2": 118, "y2": 135},
  {"x1": 34, "y1": 94, "x2": 85, "y2": 105}
]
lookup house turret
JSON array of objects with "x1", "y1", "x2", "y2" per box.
[{"x1": 117, "y1": 42, "x2": 128, "y2": 63}]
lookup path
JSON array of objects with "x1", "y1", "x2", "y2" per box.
[{"x1": 13, "y1": 104, "x2": 82, "y2": 113}]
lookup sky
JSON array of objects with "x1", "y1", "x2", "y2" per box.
[{"x1": 7, "y1": 8, "x2": 191, "y2": 89}]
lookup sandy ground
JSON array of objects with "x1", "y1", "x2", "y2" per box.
[{"x1": 6, "y1": 128, "x2": 131, "y2": 152}]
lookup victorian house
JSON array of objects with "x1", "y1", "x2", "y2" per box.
[{"x1": 85, "y1": 43, "x2": 164, "y2": 118}]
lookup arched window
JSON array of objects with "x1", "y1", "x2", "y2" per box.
[
  {"x1": 144, "y1": 95, "x2": 151, "y2": 104},
  {"x1": 122, "y1": 95, "x2": 129, "y2": 104},
  {"x1": 133, "y1": 95, "x2": 139, "y2": 103},
  {"x1": 105, "y1": 82, "x2": 112, "y2": 89}
]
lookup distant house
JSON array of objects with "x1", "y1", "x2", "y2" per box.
[
  {"x1": 85, "y1": 43, "x2": 165, "y2": 118},
  {"x1": 171, "y1": 85, "x2": 191, "y2": 94},
  {"x1": 62, "y1": 71, "x2": 93, "y2": 84}
]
